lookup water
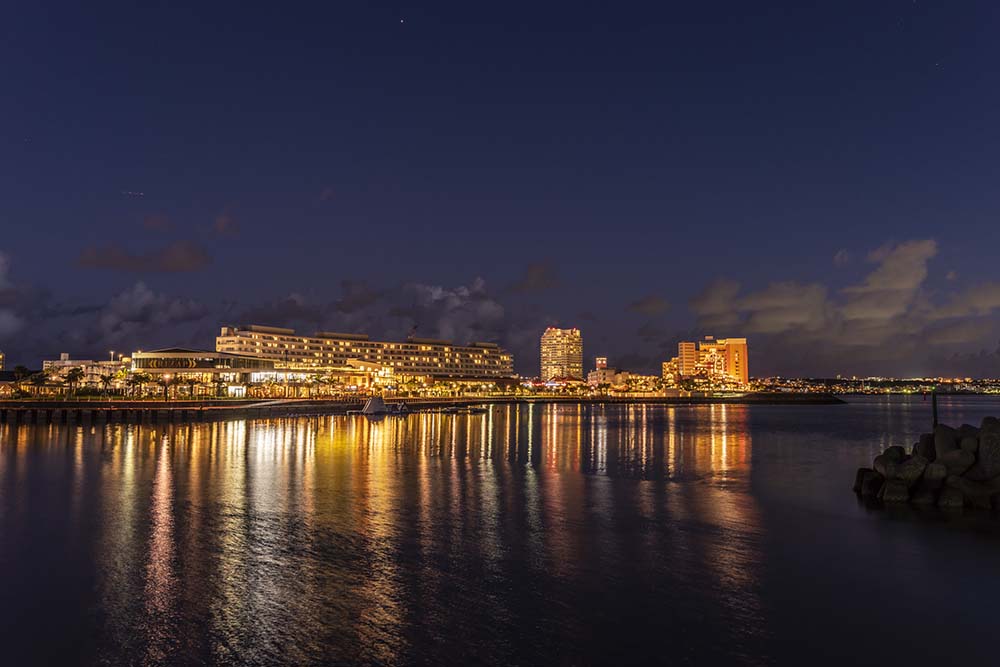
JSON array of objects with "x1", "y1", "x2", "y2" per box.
[{"x1": 2, "y1": 397, "x2": 999, "y2": 665}]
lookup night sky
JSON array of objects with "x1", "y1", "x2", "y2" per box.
[{"x1": 2, "y1": 1, "x2": 999, "y2": 377}]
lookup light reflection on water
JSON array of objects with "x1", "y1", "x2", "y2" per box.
[{"x1": 3, "y1": 398, "x2": 1000, "y2": 665}]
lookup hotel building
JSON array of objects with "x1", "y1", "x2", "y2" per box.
[
  {"x1": 677, "y1": 341, "x2": 698, "y2": 377},
  {"x1": 539, "y1": 327, "x2": 583, "y2": 380},
  {"x1": 700, "y1": 336, "x2": 749, "y2": 385},
  {"x1": 668, "y1": 336, "x2": 749, "y2": 386},
  {"x1": 215, "y1": 325, "x2": 515, "y2": 379}
]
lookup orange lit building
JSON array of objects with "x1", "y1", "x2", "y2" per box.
[
  {"x1": 669, "y1": 336, "x2": 749, "y2": 386},
  {"x1": 677, "y1": 341, "x2": 698, "y2": 376}
]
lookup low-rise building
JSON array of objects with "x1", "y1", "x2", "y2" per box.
[
  {"x1": 42, "y1": 353, "x2": 126, "y2": 388},
  {"x1": 131, "y1": 348, "x2": 275, "y2": 380},
  {"x1": 587, "y1": 367, "x2": 630, "y2": 387}
]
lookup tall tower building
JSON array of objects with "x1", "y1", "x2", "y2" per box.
[
  {"x1": 540, "y1": 328, "x2": 583, "y2": 380},
  {"x1": 0, "y1": 350, "x2": 5, "y2": 371},
  {"x1": 677, "y1": 341, "x2": 698, "y2": 376}
]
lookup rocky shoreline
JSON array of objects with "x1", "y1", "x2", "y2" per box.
[{"x1": 854, "y1": 417, "x2": 1000, "y2": 511}]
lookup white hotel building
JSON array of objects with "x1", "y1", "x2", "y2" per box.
[{"x1": 216, "y1": 325, "x2": 515, "y2": 380}]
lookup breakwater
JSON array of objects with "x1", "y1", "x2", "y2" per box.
[
  {"x1": 854, "y1": 417, "x2": 1000, "y2": 510},
  {"x1": 0, "y1": 392, "x2": 842, "y2": 424}
]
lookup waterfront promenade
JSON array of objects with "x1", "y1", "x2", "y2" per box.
[{"x1": 0, "y1": 393, "x2": 843, "y2": 424}]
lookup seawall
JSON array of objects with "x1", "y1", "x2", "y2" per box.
[{"x1": 0, "y1": 393, "x2": 844, "y2": 425}]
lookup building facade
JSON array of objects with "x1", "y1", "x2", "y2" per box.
[
  {"x1": 661, "y1": 358, "x2": 679, "y2": 385},
  {"x1": 131, "y1": 348, "x2": 275, "y2": 380},
  {"x1": 539, "y1": 327, "x2": 583, "y2": 380},
  {"x1": 215, "y1": 325, "x2": 515, "y2": 379},
  {"x1": 677, "y1": 341, "x2": 698, "y2": 377},
  {"x1": 668, "y1": 336, "x2": 750, "y2": 386},
  {"x1": 698, "y1": 336, "x2": 749, "y2": 385},
  {"x1": 42, "y1": 353, "x2": 126, "y2": 388},
  {"x1": 587, "y1": 367, "x2": 629, "y2": 387}
]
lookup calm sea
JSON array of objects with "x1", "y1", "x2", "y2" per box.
[{"x1": 2, "y1": 397, "x2": 999, "y2": 665}]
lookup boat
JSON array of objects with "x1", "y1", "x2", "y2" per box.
[
  {"x1": 352, "y1": 396, "x2": 410, "y2": 417},
  {"x1": 361, "y1": 396, "x2": 389, "y2": 415}
]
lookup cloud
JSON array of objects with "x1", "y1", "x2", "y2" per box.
[
  {"x1": 0, "y1": 251, "x2": 545, "y2": 371},
  {"x1": 142, "y1": 214, "x2": 171, "y2": 231},
  {"x1": 334, "y1": 281, "x2": 381, "y2": 314},
  {"x1": 510, "y1": 261, "x2": 558, "y2": 293},
  {"x1": 231, "y1": 278, "x2": 510, "y2": 350},
  {"x1": 400, "y1": 279, "x2": 505, "y2": 343},
  {"x1": 236, "y1": 294, "x2": 327, "y2": 330},
  {"x1": 833, "y1": 249, "x2": 851, "y2": 266},
  {"x1": 841, "y1": 239, "x2": 937, "y2": 321},
  {"x1": 212, "y1": 212, "x2": 239, "y2": 237},
  {"x1": 932, "y1": 283, "x2": 1000, "y2": 320},
  {"x1": 626, "y1": 295, "x2": 669, "y2": 317},
  {"x1": 740, "y1": 282, "x2": 830, "y2": 334},
  {"x1": 96, "y1": 283, "x2": 208, "y2": 341},
  {"x1": 691, "y1": 238, "x2": 1000, "y2": 375},
  {"x1": 78, "y1": 241, "x2": 211, "y2": 272},
  {"x1": 689, "y1": 278, "x2": 741, "y2": 330},
  {"x1": 0, "y1": 276, "x2": 213, "y2": 365},
  {"x1": 934, "y1": 341, "x2": 1000, "y2": 378}
]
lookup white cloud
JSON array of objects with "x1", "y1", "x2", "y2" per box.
[{"x1": 690, "y1": 238, "x2": 1000, "y2": 374}]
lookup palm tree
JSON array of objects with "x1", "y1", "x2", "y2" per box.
[
  {"x1": 13, "y1": 365, "x2": 30, "y2": 394},
  {"x1": 182, "y1": 376, "x2": 201, "y2": 399},
  {"x1": 29, "y1": 371, "x2": 49, "y2": 397},
  {"x1": 64, "y1": 367, "x2": 85, "y2": 398},
  {"x1": 126, "y1": 373, "x2": 141, "y2": 399},
  {"x1": 126, "y1": 372, "x2": 152, "y2": 399},
  {"x1": 99, "y1": 373, "x2": 114, "y2": 399},
  {"x1": 212, "y1": 377, "x2": 227, "y2": 398},
  {"x1": 155, "y1": 375, "x2": 174, "y2": 401}
]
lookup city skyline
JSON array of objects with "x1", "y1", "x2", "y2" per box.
[
  {"x1": 3, "y1": 3, "x2": 1000, "y2": 377},
  {"x1": 5, "y1": 4, "x2": 1000, "y2": 666}
]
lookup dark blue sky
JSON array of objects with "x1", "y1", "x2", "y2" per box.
[{"x1": 2, "y1": 1, "x2": 999, "y2": 376}]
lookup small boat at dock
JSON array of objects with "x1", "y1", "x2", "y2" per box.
[{"x1": 349, "y1": 396, "x2": 409, "y2": 416}]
